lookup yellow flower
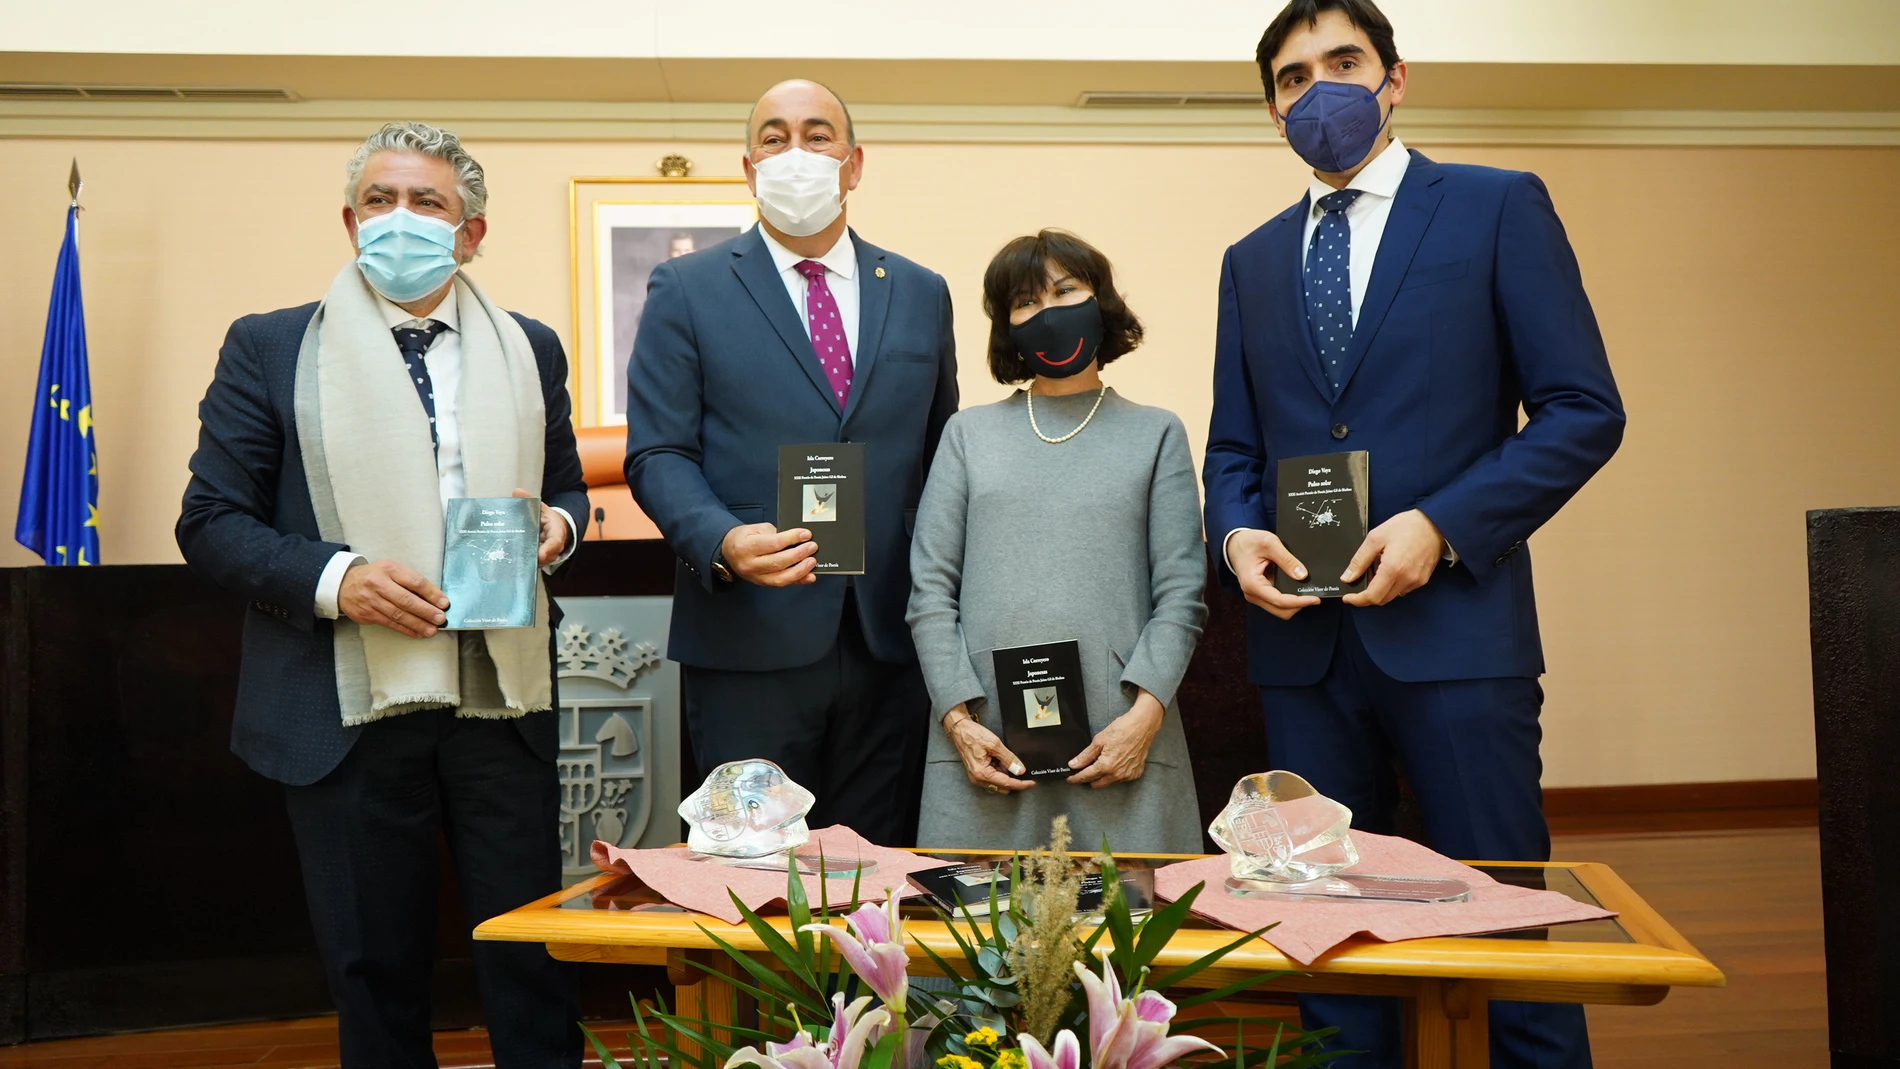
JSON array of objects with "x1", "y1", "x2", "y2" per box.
[
  {"x1": 964, "y1": 1028, "x2": 1001, "y2": 1049},
  {"x1": 995, "y1": 1049, "x2": 1027, "y2": 1069},
  {"x1": 938, "y1": 1056, "x2": 984, "y2": 1069}
]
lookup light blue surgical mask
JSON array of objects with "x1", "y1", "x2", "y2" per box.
[{"x1": 354, "y1": 207, "x2": 463, "y2": 302}]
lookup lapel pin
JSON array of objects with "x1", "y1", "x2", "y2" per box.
[{"x1": 874, "y1": 267, "x2": 886, "y2": 278}]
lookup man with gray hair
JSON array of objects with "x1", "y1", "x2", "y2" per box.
[{"x1": 178, "y1": 121, "x2": 588, "y2": 1067}]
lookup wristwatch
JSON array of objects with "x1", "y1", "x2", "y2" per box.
[{"x1": 710, "y1": 548, "x2": 735, "y2": 584}]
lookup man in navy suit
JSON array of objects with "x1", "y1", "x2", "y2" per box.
[
  {"x1": 624, "y1": 80, "x2": 958, "y2": 846},
  {"x1": 178, "y1": 123, "x2": 586, "y2": 1068},
  {"x1": 1203, "y1": 3, "x2": 1625, "y2": 1067}
]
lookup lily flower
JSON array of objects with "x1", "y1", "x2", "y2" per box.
[
  {"x1": 801, "y1": 899, "x2": 910, "y2": 1013},
  {"x1": 727, "y1": 994, "x2": 892, "y2": 1069},
  {"x1": 1074, "y1": 952, "x2": 1222, "y2": 1069},
  {"x1": 1016, "y1": 1030, "x2": 1081, "y2": 1069}
]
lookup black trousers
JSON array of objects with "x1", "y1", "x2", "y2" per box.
[
  {"x1": 283, "y1": 708, "x2": 581, "y2": 1069},
  {"x1": 682, "y1": 598, "x2": 929, "y2": 846}
]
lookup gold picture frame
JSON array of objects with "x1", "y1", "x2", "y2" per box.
[{"x1": 568, "y1": 176, "x2": 756, "y2": 427}]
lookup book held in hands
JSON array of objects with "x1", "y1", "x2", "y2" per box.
[
  {"x1": 991, "y1": 640, "x2": 1094, "y2": 779},
  {"x1": 777, "y1": 443, "x2": 866, "y2": 574},
  {"x1": 442, "y1": 496, "x2": 539, "y2": 629},
  {"x1": 1274, "y1": 451, "x2": 1370, "y2": 599}
]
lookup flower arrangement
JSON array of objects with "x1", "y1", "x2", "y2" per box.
[{"x1": 583, "y1": 819, "x2": 1336, "y2": 1069}]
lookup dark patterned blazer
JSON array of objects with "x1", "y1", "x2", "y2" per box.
[{"x1": 176, "y1": 302, "x2": 589, "y2": 786}]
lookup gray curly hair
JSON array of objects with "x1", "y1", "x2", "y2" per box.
[{"x1": 343, "y1": 121, "x2": 488, "y2": 219}]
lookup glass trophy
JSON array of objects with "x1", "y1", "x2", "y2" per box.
[
  {"x1": 1209, "y1": 771, "x2": 1470, "y2": 904},
  {"x1": 678, "y1": 759, "x2": 875, "y2": 877}
]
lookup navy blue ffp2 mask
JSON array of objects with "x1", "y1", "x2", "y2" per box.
[{"x1": 1282, "y1": 71, "x2": 1392, "y2": 174}]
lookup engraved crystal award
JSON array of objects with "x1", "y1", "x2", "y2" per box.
[
  {"x1": 1209, "y1": 771, "x2": 1470, "y2": 904},
  {"x1": 678, "y1": 759, "x2": 874, "y2": 876}
]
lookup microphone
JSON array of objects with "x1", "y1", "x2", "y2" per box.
[{"x1": 593, "y1": 506, "x2": 607, "y2": 541}]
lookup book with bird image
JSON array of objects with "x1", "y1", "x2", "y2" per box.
[
  {"x1": 990, "y1": 640, "x2": 1094, "y2": 780},
  {"x1": 777, "y1": 442, "x2": 865, "y2": 574},
  {"x1": 1274, "y1": 451, "x2": 1371, "y2": 599},
  {"x1": 441, "y1": 496, "x2": 539, "y2": 629}
]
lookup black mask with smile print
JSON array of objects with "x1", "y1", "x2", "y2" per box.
[{"x1": 1009, "y1": 297, "x2": 1103, "y2": 379}]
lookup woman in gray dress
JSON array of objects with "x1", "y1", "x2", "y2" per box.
[{"x1": 907, "y1": 230, "x2": 1207, "y2": 855}]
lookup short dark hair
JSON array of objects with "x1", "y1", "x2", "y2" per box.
[
  {"x1": 981, "y1": 230, "x2": 1144, "y2": 385},
  {"x1": 1256, "y1": 0, "x2": 1402, "y2": 109}
]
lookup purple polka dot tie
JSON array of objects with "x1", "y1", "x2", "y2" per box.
[{"x1": 795, "y1": 259, "x2": 852, "y2": 408}]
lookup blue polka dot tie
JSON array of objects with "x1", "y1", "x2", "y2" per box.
[
  {"x1": 1304, "y1": 188, "x2": 1365, "y2": 394},
  {"x1": 392, "y1": 322, "x2": 447, "y2": 457}
]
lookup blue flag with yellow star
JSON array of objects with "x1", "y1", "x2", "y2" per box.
[{"x1": 15, "y1": 205, "x2": 100, "y2": 566}]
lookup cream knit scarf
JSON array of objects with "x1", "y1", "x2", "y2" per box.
[{"x1": 294, "y1": 264, "x2": 551, "y2": 727}]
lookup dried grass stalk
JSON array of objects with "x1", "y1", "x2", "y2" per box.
[{"x1": 1010, "y1": 815, "x2": 1085, "y2": 1047}]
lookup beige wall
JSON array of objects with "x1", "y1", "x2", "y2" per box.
[{"x1": 3, "y1": 134, "x2": 1895, "y2": 788}]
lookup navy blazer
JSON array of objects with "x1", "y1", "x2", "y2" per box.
[
  {"x1": 1203, "y1": 151, "x2": 1625, "y2": 686},
  {"x1": 176, "y1": 301, "x2": 590, "y2": 786},
  {"x1": 624, "y1": 227, "x2": 958, "y2": 672}
]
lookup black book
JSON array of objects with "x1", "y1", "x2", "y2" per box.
[
  {"x1": 991, "y1": 640, "x2": 1094, "y2": 780},
  {"x1": 1274, "y1": 451, "x2": 1371, "y2": 599},
  {"x1": 777, "y1": 443, "x2": 866, "y2": 575},
  {"x1": 908, "y1": 861, "x2": 1155, "y2": 918}
]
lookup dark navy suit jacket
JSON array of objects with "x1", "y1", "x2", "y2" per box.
[
  {"x1": 1203, "y1": 151, "x2": 1625, "y2": 686},
  {"x1": 624, "y1": 227, "x2": 958, "y2": 672},
  {"x1": 176, "y1": 302, "x2": 590, "y2": 786}
]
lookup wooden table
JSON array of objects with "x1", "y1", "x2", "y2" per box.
[{"x1": 474, "y1": 856, "x2": 1724, "y2": 1069}]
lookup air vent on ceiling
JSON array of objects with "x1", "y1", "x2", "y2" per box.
[
  {"x1": 0, "y1": 83, "x2": 298, "y2": 103},
  {"x1": 1077, "y1": 90, "x2": 1265, "y2": 108}
]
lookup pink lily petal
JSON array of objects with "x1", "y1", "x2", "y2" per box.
[
  {"x1": 846, "y1": 901, "x2": 892, "y2": 945},
  {"x1": 1073, "y1": 953, "x2": 1123, "y2": 1057},
  {"x1": 832, "y1": 1006, "x2": 892, "y2": 1069},
  {"x1": 802, "y1": 923, "x2": 908, "y2": 1012},
  {"x1": 766, "y1": 1032, "x2": 815, "y2": 1058},
  {"x1": 1124, "y1": 1031, "x2": 1223, "y2": 1069},
  {"x1": 1133, "y1": 990, "x2": 1176, "y2": 1025},
  {"x1": 1053, "y1": 1029, "x2": 1083, "y2": 1069},
  {"x1": 1017, "y1": 1034, "x2": 1055, "y2": 1069}
]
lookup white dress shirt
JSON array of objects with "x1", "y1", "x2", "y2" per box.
[
  {"x1": 1224, "y1": 138, "x2": 1453, "y2": 574},
  {"x1": 759, "y1": 227, "x2": 861, "y2": 362},
  {"x1": 313, "y1": 290, "x2": 577, "y2": 619}
]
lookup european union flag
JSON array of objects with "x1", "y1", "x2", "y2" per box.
[{"x1": 14, "y1": 204, "x2": 100, "y2": 566}]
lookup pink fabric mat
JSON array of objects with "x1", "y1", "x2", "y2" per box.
[
  {"x1": 1153, "y1": 832, "x2": 1615, "y2": 966},
  {"x1": 590, "y1": 825, "x2": 951, "y2": 924}
]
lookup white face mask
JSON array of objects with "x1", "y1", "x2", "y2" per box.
[{"x1": 751, "y1": 148, "x2": 847, "y2": 237}]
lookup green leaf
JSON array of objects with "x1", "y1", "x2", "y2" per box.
[
  {"x1": 1146, "y1": 920, "x2": 1278, "y2": 993},
  {"x1": 1097, "y1": 852, "x2": 1137, "y2": 973},
  {"x1": 1170, "y1": 968, "x2": 1299, "y2": 1009},
  {"x1": 861, "y1": 1028, "x2": 905, "y2": 1069},
  {"x1": 696, "y1": 924, "x2": 829, "y2": 1018},
  {"x1": 579, "y1": 1022, "x2": 623, "y2": 1069},
  {"x1": 787, "y1": 852, "x2": 816, "y2": 961},
  {"x1": 910, "y1": 931, "x2": 969, "y2": 988},
  {"x1": 728, "y1": 888, "x2": 819, "y2": 991},
  {"x1": 1130, "y1": 881, "x2": 1201, "y2": 971}
]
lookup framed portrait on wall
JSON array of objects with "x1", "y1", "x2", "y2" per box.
[{"x1": 570, "y1": 176, "x2": 755, "y2": 427}]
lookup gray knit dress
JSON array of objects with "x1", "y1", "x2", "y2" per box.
[{"x1": 906, "y1": 388, "x2": 1208, "y2": 855}]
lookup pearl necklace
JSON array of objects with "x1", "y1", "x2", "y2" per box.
[{"x1": 1027, "y1": 385, "x2": 1109, "y2": 445}]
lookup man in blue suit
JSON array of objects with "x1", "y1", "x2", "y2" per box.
[
  {"x1": 1203, "y1": 3, "x2": 1625, "y2": 1067},
  {"x1": 625, "y1": 80, "x2": 958, "y2": 846},
  {"x1": 178, "y1": 123, "x2": 587, "y2": 1067}
]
